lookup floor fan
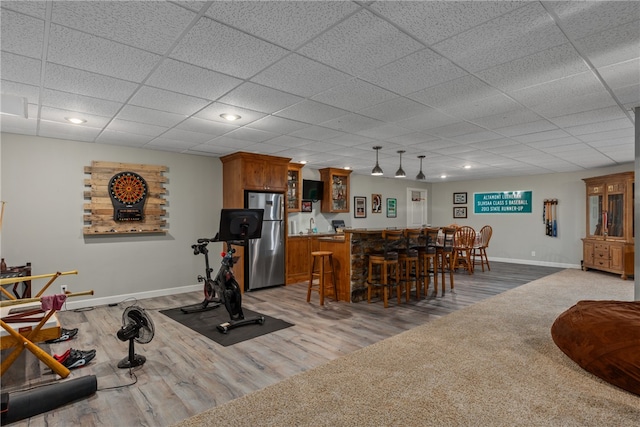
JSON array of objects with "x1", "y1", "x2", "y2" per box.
[{"x1": 116, "y1": 305, "x2": 154, "y2": 369}]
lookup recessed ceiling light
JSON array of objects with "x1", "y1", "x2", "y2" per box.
[
  {"x1": 440, "y1": 174, "x2": 447, "y2": 179},
  {"x1": 65, "y1": 117, "x2": 86, "y2": 124},
  {"x1": 464, "y1": 165, "x2": 471, "y2": 169},
  {"x1": 220, "y1": 113, "x2": 241, "y2": 121},
  {"x1": 344, "y1": 166, "x2": 351, "y2": 170},
  {"x1": 300, "y1": 160, "x2": 308, "y2": 164}
]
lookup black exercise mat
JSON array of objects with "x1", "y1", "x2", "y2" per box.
[{"x1": 159, "y1": 306, "x2": 293, "y2": 347}]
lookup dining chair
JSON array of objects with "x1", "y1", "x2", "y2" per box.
[
  {"x1": 367, "y1": 229, "x2": 402, "y2": 308},
  {"x1": 400, "y1": 228, "x2": 421, "y2": 300},
  {"x1": 453, "y1": 226, "x2": 476, "y2": 274},
  {"x1": 473, "y1": 225, "x2": 493, "y2": 272},
  {"x1": 437, "y1": 226, "x2": 457, "y2": 296},
  {"x1": 419, "y1": 227, "x2": 439, "y2": 297}
]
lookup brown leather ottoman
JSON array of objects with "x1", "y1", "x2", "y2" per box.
[{"x1": 551, "y1": 300, "x2": 640, "y2": 396}]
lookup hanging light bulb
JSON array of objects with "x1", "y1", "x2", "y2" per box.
[
  {"x1": 416, "y1": 155, "x2": 426, "y2": 180},
  {"x1": 371, "y1": 146, "x2": 383, "y2": 176},
  {"x1": 395, "y1": 150, "x2": 406, "y2": 178}
]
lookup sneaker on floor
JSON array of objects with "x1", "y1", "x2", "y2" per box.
[
  {"x1": 63, "y1": 349, "x2": 96, "y2": 369},
  {"x1": 46, "y1": 327, "x2": 78, "y2": 343}
]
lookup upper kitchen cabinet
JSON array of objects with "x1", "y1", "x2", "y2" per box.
[
  {"x1": 287, "y1": 163, "x2": 305, "y2": 212},
  {"x1": 320, "y1": 168, "x2": 352, "y2": 213},
  {"x1": 220, "y1": 152, "x2": 291, "y2": 208}
]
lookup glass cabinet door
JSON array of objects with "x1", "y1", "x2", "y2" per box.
[
  {"x1": 287, "y1": 167, "x2": 302, "y2": 212},
  {"x1": 607, "y1": 192, "x2": 624, "y2": 237},
  {"x1": 588, "y1": 194, "x2": 603, "y2": 236},
  {"x1": 331, "y1": 174, "x2": 347, "y2": 211}
]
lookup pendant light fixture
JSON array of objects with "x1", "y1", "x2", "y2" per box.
[
  {"x1": 395, "y1": 150, "x2": 406, "y2": 178},
  {"x1": 371, "y1": 146, "x2": 383, "y2": 176},
  {"x1": 416, "y1": 155, "x2": 426, "y2": 180}
]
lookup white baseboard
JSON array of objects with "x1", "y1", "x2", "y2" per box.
[
  {"x1": 60, "y1": 283, "x2": 201, "y2": 311},
  {"x1": 490, "y1": 257, "x2": 580, "y2": 269}
]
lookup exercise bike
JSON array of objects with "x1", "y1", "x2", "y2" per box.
[{"x1": 180, "y1": 209, "x2": 265, "y2": 333}]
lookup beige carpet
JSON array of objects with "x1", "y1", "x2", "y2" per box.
[{"x1": 174, "y1": 269, "x2": 639, "y2": 426}]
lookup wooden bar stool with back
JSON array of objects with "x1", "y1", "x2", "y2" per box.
[{"x1": 367, "y1": 229, "x2": 402, "y2": 308}]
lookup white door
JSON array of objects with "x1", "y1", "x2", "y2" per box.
[{"x1": 407, "y1": 188, "x2": 428, "y2": 228}]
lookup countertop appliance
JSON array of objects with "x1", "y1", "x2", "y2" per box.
[{"x1": 245, "y1": 192, "x2": 285, "y2": 291}]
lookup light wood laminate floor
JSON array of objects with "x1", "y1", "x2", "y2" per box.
[{"x1": 2, "y1": 262, "x2": 563, "y2": 426}]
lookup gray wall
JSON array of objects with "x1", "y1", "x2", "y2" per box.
[
  {"x1": 1, "y1": 133, "x2": 221, "y2": 308},
  {"x1": 1, "y1": 132, "x2": 635, "y2": 307}
]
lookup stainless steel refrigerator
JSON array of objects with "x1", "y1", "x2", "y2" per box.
[{"x1": 245, "y1": 192, "x2": 285, "y2": 291}]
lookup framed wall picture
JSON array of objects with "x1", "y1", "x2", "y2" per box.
[
  {"x1": 386, "y1": 198, "x2": 397, "y2": 218},
  {"x1": 453, "y1": 206, "x2": 467, "y2": 219},
  {"x1": 453, "y1": 192, "x2": 467, "y2": 204},
  {"x1": 372, "y1": 194, "x2": 382, "y2": 213},
  {"x1": 301, "y1": 201, "x2": 312, "y2": 212},
  {"x1": 354, "y1": 196, "x2": 367, "y2": 218}
]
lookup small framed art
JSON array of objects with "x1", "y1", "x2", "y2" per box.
[
  {"x1": 453, "y1": 192, "x2": 467, "y2": 204},
  {"x1": 301, "y1": 201, "x2": 312, "y2": 212},
  {"x1": 386, "y1": 198, "x2": 397, "y2": 218},
  {"x1": 453, "y1": 206, "x2": 467, "y2": 219},
  {"x1": 354, "y1": 196, "x2": 367, "y2": 218},
  {"x1": 372, "y1": 194, "x2": 382, "y2": 213}
]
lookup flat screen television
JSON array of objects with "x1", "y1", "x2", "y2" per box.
[
  {"x1": 217, "y1": 209, "x2": 264, "y2": 241},
  {"x1": 302, "y1": 180, "x2": 324, "y2": 201}
]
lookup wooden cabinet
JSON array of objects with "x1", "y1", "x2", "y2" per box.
[
  {"x1": 287, "y1": 163, "x2": 305, "y2": 212},
  {"x1": 320, "y1": 168, "x2": 352, "y2": 213},
  {"x1": 286, "y1": 236, "x2": 319, "y2": 284},
  {"x1": 220, "y1": 152, "x2": 291, "y2": 208},
  {"x1": 582, "y1": 171, "x2": 634, "y2": 279}
]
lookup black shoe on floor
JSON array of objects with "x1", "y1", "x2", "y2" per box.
[
  {"x1": 63, "y1": 348, "x2": 96, "y2": 369},
  {"x1": 46, "y1": 327, "x2": 78, "y2": 343}
]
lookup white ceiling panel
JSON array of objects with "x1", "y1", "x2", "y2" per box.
[{"x1": 1, "y1": 1, "x2": 637, "y2": 182}]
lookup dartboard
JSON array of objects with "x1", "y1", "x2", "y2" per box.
[{"x1": 109, "y1": 172, "x2": 147, "y2": 205}]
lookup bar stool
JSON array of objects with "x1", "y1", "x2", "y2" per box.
[
  {"x1": 399, "y1": 228, "x2": 421, "y2": 300},
  {"x1": 367, "y1": 229, "x2": 402, "y2": 308},
  {"x1": 307, "y1": 251, "x2": 338, "y2": 306},
  {"x1": 437, "y1": 227, "x2": 456, "y2": 296}
]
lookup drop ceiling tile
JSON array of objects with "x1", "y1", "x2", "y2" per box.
[
  {"x1": 287, "y1": 125, "x2": 344, "y2": 142},
  {"x1": 105, "y1": 119, "x2": 168, "y2": 137},
  {"x1": 44, "y1": 64, "x2": 138, "y2": 103},
  {"x1": 41, "y1": 89, "x2": 122, "y2": 118},
  {"x1": 246, "y1": 115, "x2": 309, "y2": 134},
  {"x1": 311, "y1": 78, "x2": 396, "y2": 111},
  {"x1": 494, "y1": 120, "x2": 559, "y2": 137},
  {"x1": 578, "y1": 128, "x2": 635, "y2": 143},
  {"x1": 598, "y1": 59, "x2": 640, "y2": 90},
  {"x1": 38, "y1": 120, "x2": 102, "y2": 142},
  {"x1": 468, "y1": 138, "x2": 519, "y2": 150},
  {"x1": 433, "y1": 2, "x2": 568, "y2": 72},
  {"x1": 188, "y1": 143, "x2": 231, "y2": 155},
  {"x1": 409, "y1": 75, "x2": 501, "y2": 110},
  {"x1": 449, "y1": 130, "x2": 504, "y2": 144},
  {"x1": 477, "y1": 43, "x2": 589, "y2": 93},
  {"x1": 443, "y1": 94, "x2": 522, "y2": 121},
  {"x1": 50, "y1": 1, "x2": 197, "y2": 54},
  {"x1": 527, "y1": 138, "x2": 584, "y2": 150},
  {"x1": 47, "y1": 25, "x2": 161, "y2": 82},
  {"x1": 275, "y1": 100, "x2": 349, "y2": 125},
  {"x1": 129, "y1": 86, "x2": 209, "y2": 116},
  {"x1": 170, "y1": 16, "x2": 288, "y2": 79},
  {"x1": 510, "y1": 72, "x2": 607, "y2": 110},
  {"x1": 0, "y1": 9, "x2": 44, "y2": 59},
  {"x1": 533, "y1": 91, "x2": 618, "y2": 118},
  {"x1": 116, "y1": 105, "x2": 186, "y2": 128},
  {"x1": 0, "y1": 81, "x2": 40, "y2": 104},
  {"x1": 471, "y1": 108, "x2": 544, "y2": 130},
  {"x1": 146, "y1": 59, "x2": 243, "y2": 101},
  {"x1": 298, "y1": 10, "x2": 423, "y2": 76},
  {"x1": 320, "y1": 113, "x2": 384, "y2": 133},
  {"x1": 588, "y1": 137, "x2": 634, "y2": 149},
  {"x1": 545, "y1": 1, "x2": 640, "y2": 40},
  {"x1": 39, "y1": 106, "x2": 111, "y2": 128},
  {"x1": 324, "y1": 133, "x2": 376, "y2": 147},
  {"x1": 361, "y1": 49, "x2": 468, "y2": 96},
  {"x1": 1, "y1": 1, "x2": 47, "y2": 19},
  {"x1": 251, "y1": 54, "x2": 351, "y2": 98},
  {"x1": 549, "y1": 106, "x2": 629, "y2": 128},
  {"x1": 160, "y1": 128, "x2": 214, "y2": 144},
  {"x1": 176, "y1": 116, "x2": 237, "y2": 136},
  {"x1": 1, "y1": 52, "x2": 41, "y2": 86},
  {"x1": 218, "y1": 83, "x2": 302, "y2": 115},
  {"x1": 244, "y1": 142, "x2": 296, "y2": 155},
  {"x1": 387, "y1": 132, "x2": 441, "y2": 145},
  {"x1": 564, "y1": 117, "x2": 633, "y2": 136},
  {"x1": 425, "y1": 122, "x2": 488, "y2": 139},
  {"x1": 394, "y1": 109, "x2": 459, "y2": 132},
  {"x1": 370, "y1": 1, "x2": 525, "y2": 45},
  {"x1": 512, "y1": 129, "x2": 572, "y2": 144},
  {"x1": 96, "y1": 130, "x2": 155, "y2": 147},
  {"x1": 358, "y1": 97, "x2": 432, "y2": 122},
  {"x1": 205, "y1": 1, "x2": 359, "y2": 50},
  {"x1": 356, "y1": 123, "x2": 414, "y2": 140},
  {"x1": 613, "y1": 84, "x2": 640, "y2": 108},
  {"x1": 145, "y1": 139, "x2": 197, "y2": 152},
  {"x1": 194, "y1": 103, "x2": 266, "y2": 126},
  {"x1": 575, "y1": 20, "x2": 640, "y2": 68},
  {"x1": 266, "y1": 135, "x2": 316, "y2": 149},
  {"x1": 223, "y1": 127, "x2": 279, "y2": 143}
]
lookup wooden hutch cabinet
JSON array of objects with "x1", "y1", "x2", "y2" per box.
[
  {"x1": 320, "y1": 168, "x2": 352, "y2": 213},
  {"x1": 582, "y1": 171, "x2": 634, "y2": 279},
  {"x1": 287, "y1": 163, "x2": 305, "y2": 212}
]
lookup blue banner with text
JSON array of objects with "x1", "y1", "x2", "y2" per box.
[{"x1": 474, "y1": 191, "x2": 532, "y2": 214}]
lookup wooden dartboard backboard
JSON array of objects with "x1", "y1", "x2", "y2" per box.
[{"x1": 84, "y1": 161, "x2": 167, "y2": 235}]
